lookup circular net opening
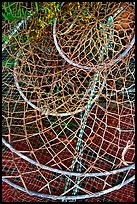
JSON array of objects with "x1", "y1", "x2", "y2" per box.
[{"x1": 54, "y1": 2, "x2": 135, "y2": 69}]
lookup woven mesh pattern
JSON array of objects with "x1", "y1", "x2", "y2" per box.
[
  {"x1": 2, "y1": 2, "x2": 135, "y2": 202},
  {"x1": 54, "y1": 2, "x2": 134, "y2": 69}
]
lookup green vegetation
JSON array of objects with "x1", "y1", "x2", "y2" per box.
[
  {"x1": 2, "y1": 2, "x2": 61, "y2": 24},
  {"x1": 2, "y1": 57, "x2": 15, "y2": 70},
  {"x1": 2, "y1": 2, "x2": 31, "y2": 21},
  {"x1": 2, "y1": 2, "x2": 62, "y2": 69},
  {"x1": 2, "y1": 2, "x2": 61, "y2": 41},
  {"x1": 40, "y1": 2, "x2": 61, "y2": 24}
]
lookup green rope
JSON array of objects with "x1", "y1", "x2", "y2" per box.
[
  {"x1": 99, "y1": 6, "x2": 124, "y2": 61},
  {"x1": 71, "y1": 72, "x2": 99, "y2": 199},
  {"x1": 62, "y1": 72, "x2": 99, "y2": 202},
  {"x1": 62, "y1": 6, "x2": 125, "y2": 202}
]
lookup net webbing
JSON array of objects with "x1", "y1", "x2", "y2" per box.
[{"x1": 2, "y1": 2, "x2": 135, "y2": 202}]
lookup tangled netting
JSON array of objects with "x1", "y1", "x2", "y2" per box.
[{"x1": 2, "y1": 2, "x2": 135, "y2": 202}]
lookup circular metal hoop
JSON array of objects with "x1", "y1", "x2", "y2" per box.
[
  {"x1": 2, "y1": 17, "x2": 105, "y2": 117},
  {"x1": 2, "y1": 138, "x2": 135, "y2": 178},
  {"x1": 13, "y1": 63, "x2": 103, "y2": 117},
  {"x1": 2, "y1": 175, "x2": 135, "y2": 200},
  {"x1": 53, "y1": 2, "x2": 135, "y2": 70}
]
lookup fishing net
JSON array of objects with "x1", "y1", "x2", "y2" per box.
[
  {"x1": 53, "y1": 2, "x2": 135, "y2": 69},
  {"x1": 2, "y1": 2, "x2": 135, "y2": 202}
]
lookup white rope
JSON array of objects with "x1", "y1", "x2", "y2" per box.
[{"x1": 122, "y1": 140, "x2": 134, "y2": 166}]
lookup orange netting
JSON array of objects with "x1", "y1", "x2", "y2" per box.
[
  {"x1": 2, "y1": 2, "x2": 135, "y2": 202},
  {"x1": 54, "y1": 2, "x2": 134, "y2": 69}
]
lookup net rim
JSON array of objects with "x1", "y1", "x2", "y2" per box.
[
  {"x1": 53, "y1": 2, "x2": 135, "y2": 70},
  {"x1": 2, "y1": 19, "x2": 104, "y2": 117},
  {"x1": 2, "y1": 3, "x2": 135, "y2": 116},
  {"x1": 2, "y1": 175, "x2": 135, "y2": 200},
  {"x1": 13, "y1": 61, "x2": 101, "y2": 117},
  {"x1": 2, "y1": 138, "x2": 135, "y2": 178}
]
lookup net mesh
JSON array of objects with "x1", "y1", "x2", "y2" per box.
[
  {"x1": 2, "y1": 2, "x2": 135, "y2": 202},
  {"x1": 54, "y1": 2, "x2": 135, "y2": 69}
]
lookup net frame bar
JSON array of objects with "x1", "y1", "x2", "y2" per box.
[
  {"x1": 2, "y1": 138, "x2": 135, "y2": 178},
  {"x1": 2, "y1": 175, "x2": 135, "y2": 201}
]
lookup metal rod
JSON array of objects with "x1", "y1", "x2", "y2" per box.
[
  {"x1": 2, "y1": 132, "x2": 134, "y2": 178},
  {"x1": 2, "y1": 175, "x2": 135, "y2": 200}
]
